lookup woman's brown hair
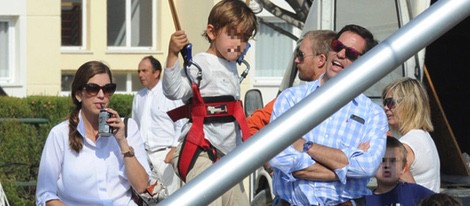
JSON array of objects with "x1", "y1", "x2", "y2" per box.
[{"x1": 68, "y1": 61, "x2": 113, "y2": 153}]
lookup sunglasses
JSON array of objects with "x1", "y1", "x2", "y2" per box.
[
  {"x1": 83, "y1": 83, "x2": 117, "y2": 96},
  {"x1": 331, "y1": 39, "x2": 362, "y2": 61},
  {"x1": 383, "y1": 98, "x2": 397, "y2": 109},
  {"x1": 295, "y1": 48, "x2": 315, "y2": 62}
]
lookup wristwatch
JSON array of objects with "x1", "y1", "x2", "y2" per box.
[
  {"x1": 303, "y1": 141, "x2": 314, "y2": 153},
  {"x1": 122, "y1": 146, "x2": 135, "y2": 158}
]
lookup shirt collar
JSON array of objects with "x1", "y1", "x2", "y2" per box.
[
  {"x1": 314, "y1": 74, "x2": 359, "y2": 105},
  {"x1": 77, "y1": 110, "x2": 104, "y2": 147},
  {"x1": 148, "y1": 80, "x2": 161, "y2": 93}
]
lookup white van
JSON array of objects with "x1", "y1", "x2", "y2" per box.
[
  {"x1": 155, "y1": 1, "x2": 470, "y2": 205},
  {"x1": 247, "y1": 1, "x2": 432, "y2": 204}
]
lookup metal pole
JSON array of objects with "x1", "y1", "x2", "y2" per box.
[{"x1": 158, "y1": 0, "x2": 470, "y2": 205}]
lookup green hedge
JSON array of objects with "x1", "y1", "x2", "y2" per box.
[{"x1": 0, "y1": 94, "x2": 133, "y2": 205}]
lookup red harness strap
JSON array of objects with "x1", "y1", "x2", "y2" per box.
[{"x1": 167, "y1": 83, "x2": 250, "y2": 182}]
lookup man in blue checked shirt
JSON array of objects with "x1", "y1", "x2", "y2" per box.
[{"x1": 269, "y1": 24, "x2": 388, "y2": 206}]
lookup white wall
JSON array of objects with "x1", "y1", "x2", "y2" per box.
[{"x1": 0, "y1": 0, "x2": 28, "y2": 97}]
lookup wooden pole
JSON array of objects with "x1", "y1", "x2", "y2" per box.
[
  {"x1": 424, "y1": 65, "x2": 470, "y2": 176},
  {"x1": 168, "y1": 0, "x2": 181, "y2": 30}
]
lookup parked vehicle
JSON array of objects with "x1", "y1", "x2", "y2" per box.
[
  {"x1": 156, "y1": 1, "x2": 469, "y2": 205},
  {"x1": 246, "y1": 0, "x2": 470, "y2": 205}
]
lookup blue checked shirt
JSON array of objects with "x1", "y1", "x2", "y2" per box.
[{"x1": 269, "y1": 79, "x2": 388, "y2": 206}]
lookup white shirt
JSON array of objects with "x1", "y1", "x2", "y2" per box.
[
  {"x1": 35, "y1": 111, "x2": 151, "y2": 206},
  {"x1": 132, "y1": 81, "x2": 184, "y2": 152},
  {"x1": 162, "y1": 52, "x2": 242, "y2": 154},
  {"x1": 400, "y1": 129, "x2": 441, "y2": 192}
]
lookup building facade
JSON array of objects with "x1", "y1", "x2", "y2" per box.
[{"x1": 0, "y1": 0, "x2": 297, "y2": 103}]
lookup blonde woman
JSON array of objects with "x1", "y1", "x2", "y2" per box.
[{"x1": 382, "y1": 77, "x2": 440, "y2": 192}]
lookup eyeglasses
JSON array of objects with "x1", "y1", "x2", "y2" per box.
[
  {"x1": 383, "y1": 98, "x2": 397, "y2": 109},
  {"x1": 331, "y1": 39, "x2": 362, "y2": 61},
  {"x1": 295, "y1": 48, "x2": 315, "y2": 62},
  {"x1": 82, "y1": 83, "x2": 117, "y2": 96}
]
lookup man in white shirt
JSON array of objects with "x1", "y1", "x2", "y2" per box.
[{"x1": 132, "y1": 56, "x2": 184, "y2": 196}]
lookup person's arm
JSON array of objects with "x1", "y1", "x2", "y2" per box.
[
  {"x1": 118, "y1": 139, "x2": 149, "y2": 193},
  {"x1": 309, "y1": 104, "x2": 388, "y2": 183},
  {"x1": 291, "y1": 140, "x2": 370, "y2": 181},
  {"x1": 286, "y1": 139, "x2": 347, "y2": 181},
  {"x1": 289, "y1": 102, "x2": 387, "y2": 183},
  {"x1": 306, "y1": 143, "x2": 349, "y2": 169},
  {"x1": 162, "y1": 31, "x2": 193, "y2": 101},
  {"x1": 400, "y1": 143, "x2": 416, "y2": 183},
  {"x1": 36, "y1": 127, "x2": 66, "y2": 205},
  {"x1": 339, "y1": 105, "x2": 388, "y2": 179},
  {"x1": 45, "y1": 200, "x2": 66, "y2": 206},
  {"x1": 165, "y1": 147, "x2": 177, "y2": 164},
  {"x1": 293, "y1": 162, "x2": 338, "y2": 180},
  {"x1": 268, "y1": 88, "x2": 316, "y2": 180},
  {"x1": 108, "y1": 109, "x2": 150, "y2": 193},
  {"x1": 166, "y1": 30, "x2": 189, "y2": 69},
  {"x1": 246, "y1": 98, "x2": 275, "y2": 135}
]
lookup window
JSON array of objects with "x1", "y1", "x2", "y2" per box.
[
  {"x1": 0, "y1": 18, "x2": 14, "y2": 83},
  {"x1": 107, "y1": 0, "x2": 154, "y2": 49},
  {"x1": 113, "y1": 71, "x2": 144, "y2": 92},
  {"x1": 61, "y1": 71, "x2": 143, "y2": 95},
  {"x1": 61, "y1": 72, "x2": 75, "y2": 92},
  {"x1": 255, "y1": 21, "x2": 294, "y2": 80},
  {"x1": 335, "y1": 0, "x2": 399, "y2": 41},
  {"x1": 61, "y1": 0, "x2": 86, "y2": 49}
]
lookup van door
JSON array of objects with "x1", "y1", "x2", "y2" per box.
[{"x1": 249, "y1": 1, "x2": 430, "y2": 205}]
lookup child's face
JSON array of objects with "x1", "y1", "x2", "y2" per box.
[
  {"x1": 208, "y1": 26, "x2": 251, "y2": 62},
  {"x1": 375, "y1": 147, "x2": 405, "y2": 185}
]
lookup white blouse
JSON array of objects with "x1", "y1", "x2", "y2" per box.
[
  {"x1": 35, "y1": 112, "x2": 151, "y2": 206},
  {"x1": 400, "y1": 129, "x2": 440, "y2": 192}
]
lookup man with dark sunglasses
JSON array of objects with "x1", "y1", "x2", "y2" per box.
[
  {"x1": 270, "y1": 25, "x2": 387, "y2": 206},
  {"x1": 131, "y1": 56, "x2": 185, "y2": 199}
]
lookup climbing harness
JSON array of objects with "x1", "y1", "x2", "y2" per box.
[{"x1": 167, "y1": 43, "x2": 251, "y2": 182}]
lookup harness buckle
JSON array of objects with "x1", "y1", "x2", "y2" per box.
[{"x1": 206, "y1": 104, "x2": 228, "y2": 115}]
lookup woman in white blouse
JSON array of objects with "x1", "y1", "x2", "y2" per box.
[{"x1": 36, "y1": 61, "x2": 150, "y2": 206}]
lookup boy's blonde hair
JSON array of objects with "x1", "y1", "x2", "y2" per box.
[{"x1": 203, "y1": 0, "x2": 258, "y2": 43}]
